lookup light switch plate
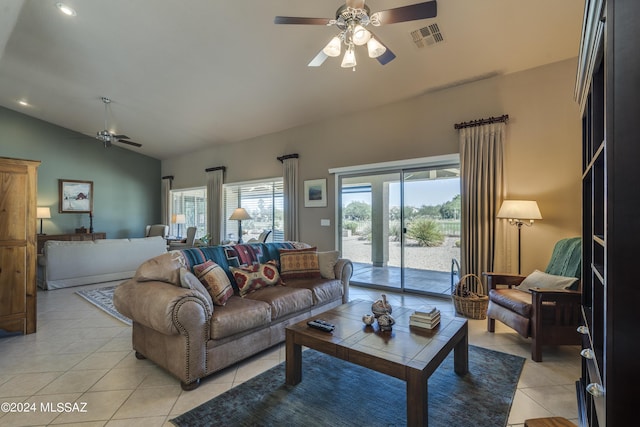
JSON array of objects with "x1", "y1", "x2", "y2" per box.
[{"x1": 320, "y1": 219, "x2": 330, "y2": 226}]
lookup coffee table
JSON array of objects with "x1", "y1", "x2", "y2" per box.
[{"x1": 285, "y1": 300, "x2": 468, "y2": 426}]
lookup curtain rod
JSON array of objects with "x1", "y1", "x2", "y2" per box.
[
  {"x1": 454, "y1": 114, "x2": 509, "y2": 130},
  {"x1": 277, "y1": 153, "x2": 299, "y2": 163},
  {"x1": 204, "y1": 166, "x2": 226, "y2": 172},
  {"x1": 162, "y1": 175, "x2": 174, "y2": 180}
]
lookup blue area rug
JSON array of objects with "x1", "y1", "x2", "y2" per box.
[
  {"x1": 171, "y1": 345, "x2": 525, "y2": 427},
  {"x1": 75, "y1": 286, "x2": 132, "y2": 326}
]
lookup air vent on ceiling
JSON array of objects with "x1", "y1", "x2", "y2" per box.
[{"x1": 411, "y1": 23, "x2": 444, "y2": 49}]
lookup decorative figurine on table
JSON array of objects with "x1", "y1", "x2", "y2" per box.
[
  {"x1": 377, "y1": 313, "x2": 395, "y2": 331},
  {"x1": 371, "y1": 294, "x2": 392, "y2": 318},
  {"x1": 362, "y1": 314, "x2": 375, "y2": 326}
]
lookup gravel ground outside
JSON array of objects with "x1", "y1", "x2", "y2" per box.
[{"x1": 342, "y1": 235, "x2": 460, "y2": 273}]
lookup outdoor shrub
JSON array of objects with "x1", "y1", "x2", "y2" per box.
[
  {"x1": 358, "y1": 225, "x2": 372, "y2": 241},
  {"x1": 407, "y1": 218, "x2": 445, "y2": 247},
  {"x1": 343, "y1": 221, "x2": 359, "y2": 234},
  {"x1": 389, "y1": 222, "x2": 402, "y2": 241}
]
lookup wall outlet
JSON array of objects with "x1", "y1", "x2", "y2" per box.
[{"x1": 320, "y1": 219, "x2": 330, "y2": 226}]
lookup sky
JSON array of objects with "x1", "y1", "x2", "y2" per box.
[{"x1": 342, "y1": 177, "x2": 460, "y2": 208}]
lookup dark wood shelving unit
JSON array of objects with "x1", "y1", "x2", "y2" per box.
[{"x1": 575, "y1": 1, "x2": 640, "y2": 425}]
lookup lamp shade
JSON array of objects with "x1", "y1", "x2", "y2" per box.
[
  {"x1": 352, "y1": 24, "x2": 371, "y2": 46},
  {"x1": 37, "y1": 207, "x2": 51, "y2": 219},
  {"x1": 322, "y1": 36, "x2": 342, "y2": 57},
  {"x1": 172, "y1": 213, "x2": 186, "y2": 224},
  {"x1": 497, "y1": 200, "x2": 542, "y2": 220},
  {"x1": 367, "y1": 37, "x2": 386, "y2": 58},
  {"x1": 341, "y1": 45, "x2": 357, "y2": 68},
  {"x1": 229, "y1": 208, "x2": 251, "y2": 221}
]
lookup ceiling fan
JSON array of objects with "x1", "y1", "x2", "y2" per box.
[
  {"x1": 95, "y1": 97, "x2": 142, "y2": 148},
  {"x1": 275, "y1": 0, "x2": 437, "y2": 69}
]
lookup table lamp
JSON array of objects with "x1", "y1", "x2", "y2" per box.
[
  {"x1": 172, "y1": 213, "x2": 186, "y2": 238},
  {"x1": 37, "y1": 207, "x2": 51, "y2": 235}
]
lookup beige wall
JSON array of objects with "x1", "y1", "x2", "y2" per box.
[{"x1": 162, "y1": 57, "x2": 581, "y2": 275}]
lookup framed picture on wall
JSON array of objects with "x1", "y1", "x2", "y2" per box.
[
  {"x1": 304, "y1": 178, "x2": 327, "y2": 207},
  {"x1": 59, "y1": 179, "x2": 93, "y2": 213}
]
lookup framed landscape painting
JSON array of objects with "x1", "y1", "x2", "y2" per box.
[
  {"x1": 304, "y1": 178, "x2": 327, "y2": 207},
  {"x1": 59, "y1": 179, "x2": 93, "y2": 213}
]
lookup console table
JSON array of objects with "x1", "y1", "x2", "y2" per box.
[{"x1": 37, "y1": 232, "x2": 106, "y2": 254}]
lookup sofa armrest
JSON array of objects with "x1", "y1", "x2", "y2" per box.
[
  {"x1": 334, "y1": 258, "x2": 353, "y2": 303},
  {"x1": 113, "y1": 279, "x2": 212, "y2": 335},
  {"x1": 482, "y1": 272, "x2": 527, "y2": 290}
]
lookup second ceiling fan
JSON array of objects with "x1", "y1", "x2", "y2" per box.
[
  {"x1": 275, "y1": 0, "x2": 437, "y2": 69},
  {"x1": 95, "y1": 97, "x2": 142, "y2": 148}
]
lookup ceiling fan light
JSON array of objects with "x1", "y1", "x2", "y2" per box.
[
  {"x1": 322, "y1": 36, "x2": 342, "y2": 57},
  {"x1": 341, "y1": 46, "x2": 357, "y2": 68},
  {"x1": 352, "y1": 24, "x2": 371, "y2": 46},
  {"x1": 367, "y1": 37, "x2": 386, "y2": 58}
]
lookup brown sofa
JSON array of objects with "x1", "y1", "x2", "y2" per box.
[{"x1": 114, "y1": 242, "x2": 352, "y2": 390}]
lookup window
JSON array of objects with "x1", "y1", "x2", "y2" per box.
[
  {"x1": 224, "y1": 179, "x2": 284, "y2": 242},
  {"x1": 170, "y1": 187, "x2": 207, "y2": 239}
]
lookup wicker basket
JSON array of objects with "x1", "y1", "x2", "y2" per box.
[{"x1": 452, "y1": 273, "x2": 489, "y2": 320}]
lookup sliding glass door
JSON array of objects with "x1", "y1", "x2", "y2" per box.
[
  {"x1": 340, "y1": 172, "x2": 402, "y2": 290},
  {"x1": 401, "y1": 168, "x2": 460, "y2": 294},
  {"x1": 338, "y1": 163, "x2": 460, "y2": 296}
]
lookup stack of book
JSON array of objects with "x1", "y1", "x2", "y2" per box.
[{"x1": 409, "y1": 306, "x2": 441, "y2": 330}]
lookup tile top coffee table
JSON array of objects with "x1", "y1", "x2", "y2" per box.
[{"x1": 285, "y1": 300, "x2": 468, "y2": 427}]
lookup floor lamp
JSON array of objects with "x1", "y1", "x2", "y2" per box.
[
  {"x1": 497, "y1": 200, "x2": 542, "y2": 274},
  {"x1": 229, "y1": 208, "x2": 251, "y2": 244}
]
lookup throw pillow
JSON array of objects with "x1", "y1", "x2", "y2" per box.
[
  {"x1": 179, "y1": 267, "x2": 214, "y2": 311},
  {"x1": 516, "y1": 269, "x2": 578, "y2": 292},
  {"x1": 317, "y1": 251, "x2": 339, "y2": 279},
  {"x1": 230, "y1": 261, "x2": 282, "y2": 297},
  {"x1": 193, "y1": 260, "x2": 234, "y2": 306},
  {"x1": 134, "y1": 252, "x2": 185, "y2": 285},
  {"x1": 279, "y1": 247, "x2": 321, "y2": 280}
]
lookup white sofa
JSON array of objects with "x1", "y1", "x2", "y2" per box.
[{"x1": 38, "y1": 236, "x2": 168, "y2": 290}]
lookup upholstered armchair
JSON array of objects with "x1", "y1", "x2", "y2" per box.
[
  {"x1": 484, "y1": 237, "x2": 582, "y2": 362},
  {"x1": 145, "y1": 224, "x2": 169, "y2": 238},
  {"x1": 246, "y1": 229, "x2": 272, "y2": 244},
  {"x1": 168, "y1": 227, "x2": 197, "y2": 250}
]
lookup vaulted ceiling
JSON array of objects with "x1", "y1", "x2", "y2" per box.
[{"x1": 0, "y1": 0, "x2": 584, "y2": 160}]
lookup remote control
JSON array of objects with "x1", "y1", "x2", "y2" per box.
[
  {"x1": 307, "y1": 319, "x2": 334, "y2": 332},
  {"x1": 314, "y1": 319, "x2": 334, "y2": 327}
]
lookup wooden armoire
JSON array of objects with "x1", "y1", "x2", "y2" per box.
[{"x1": 0, "y1": 156, "x2": 40, "y2": 334}]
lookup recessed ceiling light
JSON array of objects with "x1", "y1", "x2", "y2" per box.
[
  {"x1": 56, "y1": 3, "x2": 76, "y2": 16},
  {"x1": 18, "y1": 100, "x2": 30, "y2": 107}
]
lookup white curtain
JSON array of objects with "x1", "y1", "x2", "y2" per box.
[
  {"x1": 206, "y1": 168, "x2": 225, "y2": 245},
  {"x1": 459, "y1": 123, "x2": 506, "y2": 277},
  {"x1": 161, "y1": 176, "x2": 172, "y2": 226},
  {"x1": 283, "y1": 157, "x2": 299, "y2": 241}
]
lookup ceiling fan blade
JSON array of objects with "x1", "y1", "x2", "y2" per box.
[
  {"x1": 374, "y1": 1, "x2": 437, "y2": 25},
  {"x1": 112, "y1": 134, "x2": 130, "y2": 139},
  {"x1": 346, "y1": 0, "x2": 366, "y2": 9},
  {"x1": 308, "y1": 50, "x2": 329, "y2": 67},
  {"x1": 274, "y1": 16, "x2": 331, "y2": 25},
  {"x1": 377, "y1": 48, "x2": 396, "y2": 65},
  {"x1": 118, "y1": 139, "x2": 142, "y2": 148}
]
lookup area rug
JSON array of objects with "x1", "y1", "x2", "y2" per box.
[
  {"x1": 171, "y1": 345, "x2": 525, "y2": 427},
  {"x1": 75, "y1": 286, "x2": 132, "y2": 326}
]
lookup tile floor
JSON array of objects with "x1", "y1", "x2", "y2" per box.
[{"x1": 0, "y1": 283, "x2": 581, "y2": 426}]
